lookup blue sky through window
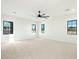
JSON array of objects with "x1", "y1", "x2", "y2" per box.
[
  {"x1": 68, "y1": 20, "x2": 77, "y2": 27},
  {"x1": 4, "y1": 21, "x2": 10, "y2": 27}
]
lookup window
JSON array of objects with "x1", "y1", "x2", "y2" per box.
[
  {"x1": 67, "y1": 20, "x2": 77, "y2": 35},
  {"x1": 32, "y1": 24, "x2": 36, "y2": 33},
  {"x1": 41, "y1": 24, "x2": 45, "y2": 33},
  {"x1": 32, "y1": 24, "x2": 45, "y2": 33},
  {"x1": 3, "y1": 21, "x2": 13, "y2": 35}
]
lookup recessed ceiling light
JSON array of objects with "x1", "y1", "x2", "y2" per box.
[
  {"x1": 65, "y1": 9, "x2": 70, "y2": 11},
  {"x1": 65, "y1": 8, "x2": 76, "y2": 12}
]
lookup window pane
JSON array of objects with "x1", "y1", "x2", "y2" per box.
[
  {"x1": 41, "y1": 24, "x2": 45, "y2": 33},
  {"x1": 32, "y1": 24, "x2": 36, "y2": 33},
  {"x1": 3, "y1": 21, "x2": 13, "y2": 34},
  {"x1": 67, "y1": 20, "x2": 77, "y2": 35}
]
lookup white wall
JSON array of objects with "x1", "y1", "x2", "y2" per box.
[
  {"x1": 1, "y1": 14, "x2": 77, "y2": 44},
  {"x1": 1, "y1": 15, "x2": 15, "y2": 42},
  {"x1": 1, "y1": 15, "x2": 36, "y2": 42},
  {"x1": 39, "y1": 15, "x2": 77, "y2": 44}
]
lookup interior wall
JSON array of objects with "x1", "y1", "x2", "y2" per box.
[
  {"x1": 1, "y1": 15, "x2": 36, "y2": 43},
  {"x1": 39, "y1": 15, "x2": 77, "y2": 44},
  {"x1": 1, "y1": 15, "x2": 14, "y2": 42},
  {"x1": 1, "y1": 14, "x2": 77, "y2": 44}
]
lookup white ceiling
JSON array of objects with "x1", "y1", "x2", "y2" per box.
[{"x1": 1, "y1": 0, "x2": 77, "y2": 19}]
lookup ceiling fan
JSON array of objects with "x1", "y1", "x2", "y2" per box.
[{"x1": 37, "y1": 11, "x2": 49, "y2": 19}]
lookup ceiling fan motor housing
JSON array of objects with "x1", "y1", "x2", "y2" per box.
[{"x1": 38, "y1": 14, "x2": 42, "y2": 17}]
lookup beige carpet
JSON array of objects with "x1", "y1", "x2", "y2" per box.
[{"x1": 1, "y1": 38, "x2": 77, "y2": 59}]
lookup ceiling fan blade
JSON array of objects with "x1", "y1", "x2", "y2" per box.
[
  {"x1": 42, "y1": 14, "x2": 45, "y2": 15},
  {"x1": 46, "y1": 16, "x2": 50, "y2": 17}
]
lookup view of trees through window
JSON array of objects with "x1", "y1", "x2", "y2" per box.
[{"x1": 67, "y1": 20, "x2": 77, "y2": 35}]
